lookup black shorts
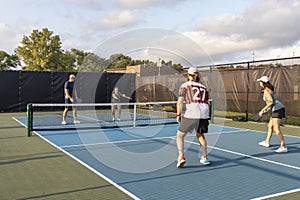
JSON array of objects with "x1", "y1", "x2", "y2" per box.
[
  {"x1": 65, "y1": 99, "x2": 74, "y2": 109},
  {"x1": 178, "y1": 117, "x2": 209, "y2": 134},
  {"x1": 271, "y1": 108, "x2": 285, "y2": 119}
]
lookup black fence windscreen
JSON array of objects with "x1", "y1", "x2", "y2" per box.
[
  {"x1": 1, "y1": 57, "x2": 299, "y2": 119},
  {"x1": 0, "y1": 71, "x2": 136, "y2": 112},
  {"x1": 136, "y1": 57, "x2": 300, "y2": 119}
]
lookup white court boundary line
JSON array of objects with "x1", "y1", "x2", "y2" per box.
[
  {"x1": 182, "y1": 139, "x2": 300, "y2": 199},
  {"x1": 217, "y1": 121, "x2": 300, "y2": 139},
  {"x1": 12, "y1": 115, "x2": 300, "y2": 171},
  {"x1": 15, "y1": 114, "x2": 300, "y2": 171},
  {"x1": 184, "y1": 140, "x2": 300, "y2": 170},
  {"x1": 251, "y1": 188, "x2": 300, "y2": 200},
  {"x1": 12, "y1": 117, "x2": 141, "y2": 200},
  {"x1": 12, "y1": 117, "x2": 300, "y2": 199},
  {"x1": 61, "y1": 136, "x2": 175, "y2": 149},
  {"x1": 33, "y1": 130, "x2": 141, "y2": 200},
  {"x1": 78, "y1": 115, "x2": 109, "y2": 124},
  {"x1": 60, "y1": 129, "x2": 242, "y2": 149}
]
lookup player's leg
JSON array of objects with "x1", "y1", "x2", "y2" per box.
[
  {"x1": 117, "y1": 104, "x2": 121, "y2": 120},
  {"x1": 111, "y1": 105, "x2": 116, "y2": 121},
  {"x1": 176, "y1": 130, "x2": 187, "y2": 167},
  {"x1": 197, "y1": 133, "x2": 207, "y2": 157},
  {"x1": 266, "y1": 118, "x2": 274, "y2": 142},
  {"x1": 197, "y1": 134, "x2": 210, "y2": 165},
  {"x1": 259, "y1": 118, "x2": 273, "y2": 147},
  {"x1": 273, "y1": 118, "x2": 288, "y2": 152},
  {"x1": 176, "y1": 118, "x2": 194, "y2": 168},
  {"x1": 62, "y1": 99, "x2": 71, "y2": 125},
  {"x1": 197, "y1": 119, "x2": 210, "y2": 165},
  {"x1": 73, "y1": 107, "x2": 80, "y2": 124},
  {"x1": 62, "y1": 108, "x2": 68, "y2": 124},
  {"x1": 176, "y1": 130, "x2": 187, "y2": 159}
]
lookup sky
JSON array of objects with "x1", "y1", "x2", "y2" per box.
[{"x1": 0, "y1": 0, "x2": 299, "y2": 66}]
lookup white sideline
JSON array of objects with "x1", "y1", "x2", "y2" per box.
[
  {"x1": 250, "y1": 188, "x2": 300, "y2": 200},
  {"x1": 184, "y1": 140, "x2": 300, "y2": 170}
]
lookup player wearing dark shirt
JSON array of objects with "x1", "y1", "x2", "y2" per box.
[{"x1": 62, "y1": 74, "x2": 80, "y2": 125}]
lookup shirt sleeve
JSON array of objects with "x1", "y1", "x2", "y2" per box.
[
  {"x1": 178, "y1": 86, "x2": 186, "y2": 97},
  {"x1": 64, "y1": 81, "x2": 69, "y2": 90}
]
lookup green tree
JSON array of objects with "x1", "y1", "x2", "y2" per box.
[
  {"x1": 69, "y1": 48, "x2": 89, "y2": 68},
  {"x1": 107, "y1": 54, "x2": 134, "y2": 69},
  {"x1": 132, "y1": 59, "x2": 156, "y2": 67},
  {"x1": 15, "y1": 28, "x2": 73, "y2": 71},
  {"x1": 0, "y1": 50, "x2": 20, "y2": 70},
  {"x1": 78, "y1": 52, "x2": 109, "y2": 72},
  {"x1": 61, "y1": 51, "x2": 76, "y2": 71},
  {"x1": 172, "y1": 63, "x2": 183, "y2": 70}
]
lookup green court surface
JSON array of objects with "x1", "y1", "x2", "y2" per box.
[
  {"x1": 0, "y1": 112, "x2": 133, "y2": 200},
  {"x1": 1, "y1": 112, "x2": 300, "y2": 200}
]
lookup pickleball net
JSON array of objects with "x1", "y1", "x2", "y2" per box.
[{"x1": 26, "y1": 101, "x2": 179, "y2": 136}]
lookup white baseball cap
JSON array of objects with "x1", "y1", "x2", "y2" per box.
[
  {"x1": 188, "y1": 67, "x2": 197, "y2": 75},
  {"x1": 69, "y1": 74, "x2": 76, "y2": 79},
  {"x1": 257, "y1": 76, "x2": 269, "y2": 83}
]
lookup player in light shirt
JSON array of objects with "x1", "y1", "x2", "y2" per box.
[{"x1": 176, "y1": 67, "x2": 211, "y2": 168}]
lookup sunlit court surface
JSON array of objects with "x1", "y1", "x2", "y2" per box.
[
  {"x1": 1, "y1": 1, "x2": 300, "y2": 200},
  {"x1": 14, "y1": 114, "x2": 300, "y2": 200}
]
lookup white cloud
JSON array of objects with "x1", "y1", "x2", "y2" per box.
[
  {"x1": 118, "y1": 0, "x2": 182, "y2": 8},
  {"x1": 182, "y1": 0, "x2": 300, "y2": 63},
  {"x1": 64, "y1": 0, "x2": 103, "y2": 10},
  {"x1": 101, "y1": 9, "x2": 139, "y2": 28},
  {"x1": 81, "y1": 9, "x2": 140, "y2": 39},
  {"x1": 62, "y1": 0, "x2": 185, "y2": 52},
  {"x1": 254, "y1": 42, "x2": 300, "y2": 60},
  {"x1": 0, "y1": 23, "x2": 20, "y2": 53},
  {"x1": 2, "y1": 0, "x2": 300, "y2": 65}
]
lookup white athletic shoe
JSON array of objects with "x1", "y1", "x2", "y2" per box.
[
  {"x1": 258, "y1": 141, "x2": 270, "y2": 148},
  {"x1": 73, "y1": 120, "x2": 80, "y2": 124},
  {"x1": 61, "y1": 121, "x2": 67, "y2": 125},
  {"x1": 200, "y1": 158, "x2": 211, "y2": 165},
  {"x1": 275, "y1": 146, "x2": 288, "y2": 153},
  {"x1": 177, "y1": 156, "x2": 186, "y2": 168}
]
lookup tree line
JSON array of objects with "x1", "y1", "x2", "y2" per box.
[{"x1": 0, "y1": 28, "x2": 182, "y2": 72}]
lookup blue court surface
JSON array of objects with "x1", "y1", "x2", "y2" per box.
[{"x1": 14, "y1": 117, "x2": 300, "y2": 200}]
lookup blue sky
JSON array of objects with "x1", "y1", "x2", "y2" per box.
[{"x1": 0, "y1": 0, "x2": 299, "y2": 66}]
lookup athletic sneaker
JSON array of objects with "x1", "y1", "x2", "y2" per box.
[
  {"x1": 258, "y1": 141, "x2": 270, "y2": 148},
  {"x1": 112, "y1": 117, "x2": 115, "y2": 121},
  {"x1": 275, "y1": 146, "x2": 288, "y2": 153},
  {"x1": 177, "y1": 156, "x2": 186, "y2": 168},
  {"x1": 73, "y1": 120, "x2": 80, "y2": 124},
  {"x1": 200, "y1": 157, "x2": 211, "y2": 165},
  {"x1": 61, "y1": 120, "x2": 67, "y2": 125}
]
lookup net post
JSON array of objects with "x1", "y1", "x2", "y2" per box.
[
  {"x1": 27, "y1": 103, "x2": 32, "y2": 137},
  {"x1": 133, "y1": 103, "x2": 137, "y2": 127},
  {"x1": 210, "y1": 99, "x2": 214, "y2": 124}
]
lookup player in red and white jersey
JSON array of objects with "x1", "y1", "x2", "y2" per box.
[
  {"x1": 176, "y1": 67, "x2": 211, "y2": 168},
  {"x1": 178, "y1": 80, "x2": 210, "y2": 119}
]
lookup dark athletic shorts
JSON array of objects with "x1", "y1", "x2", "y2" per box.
[
  {"x1": 178, "y1": 117, "x2": 209, "y2": 134},
  {"x1": 65, "y1": 98, "x2": 73, "y2": 109},
  {"x1": 271, "y1": 108, "x2": 285, "y2": 119}
]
